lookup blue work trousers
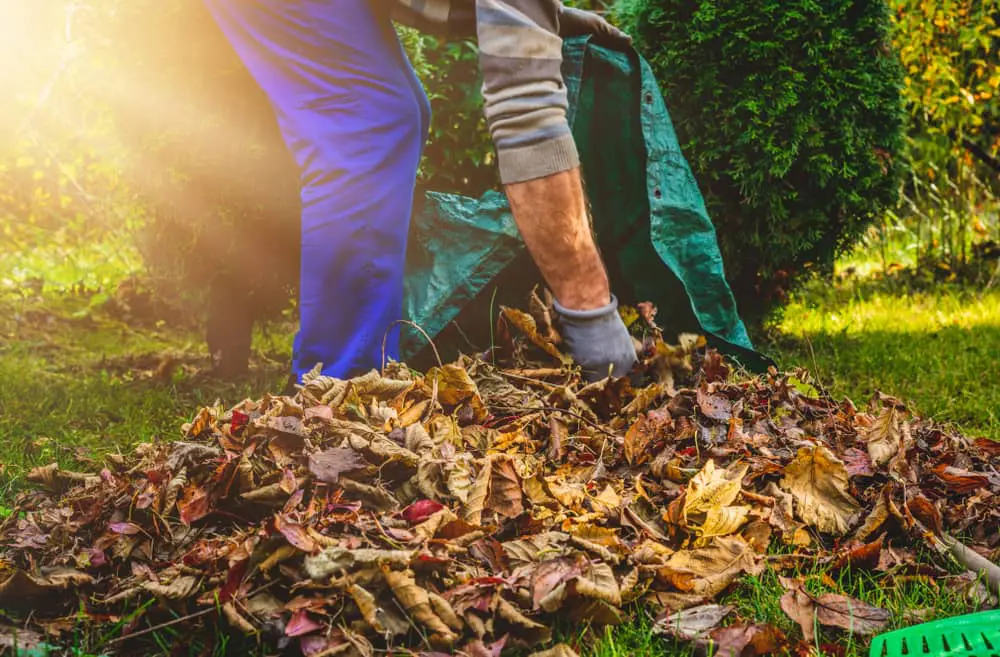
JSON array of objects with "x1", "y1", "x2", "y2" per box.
[{"x1": 204, "y1": 0, "x2": 431, "y2": 381}]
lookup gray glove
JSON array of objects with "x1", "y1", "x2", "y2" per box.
[
  {"x1": 555, "y1": 295, "x2": 639, "y2": 382},
  {"x1": 558, "y1": 5, "x2": 633, "y2": 50}
]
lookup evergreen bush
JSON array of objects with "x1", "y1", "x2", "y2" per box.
[{"x1": 616, "y1": 0, "x2": 906, "y2": 316}]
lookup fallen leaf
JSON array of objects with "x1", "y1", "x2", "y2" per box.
[
  {"x1": 780, "y1": 445, "x2": 861, "y2": 535},
  {"x1": 383, "y1": 567, "x2": 457, "y2": 643},
  {"x1": 658, "y1": 536, "x2": 760, "y2": 597},
  {"x1": 501, "y1": 306, "x2": 570, "y2": 364},
  {"x1": 697, "y1": 387, "x2": 733, "y2": 422},
  {"x1": 109, "y1": 521, "x2": 142, "y2": 536},
  {"x1": 863, "y1": 406, "x2": 904, "y2": 468},
  {"x1": 275, "y1": 514, "x2": 319, "y2": 553},
  {"x1": 833, "y1": 536, "x2": 884, "y2": 571},
  {"x1": 709, "y1": 623, "x2": 786, "y2": 657},
  {"x1": 486, "y1": 456, "x2": 524, "y2": 520},
  {"x1": 143, "y1": 575, "x2": 199, "y2": 600},
  {"x1": 932, "y1": 464, "x2": 989, "y2": 494},
  {"x1": 528, "y1": 644, "x2": 580, "y2": 657},
  {"x1": 780, "y1": 579, "x2": 889, "y2": 640},
  {"x1": 654, "y1": 604, "x2": 732, "y2": 639},
  {"x1": 403, "y1": 499, "x2": 446, "y2": 525},
  {"x1": 308, "y1": 448, "x2": 368, "y2": 485},
  {"x1": 286, "y1": 609, "x2": 324, "y2": 637}
]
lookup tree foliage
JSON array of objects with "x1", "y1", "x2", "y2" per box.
[
  {"x1": 888, "y1": 0, "x2": 1000, "y2": 268},
  {"x1": 616, "y1": 0, "x2": 906, "y2": 315}
]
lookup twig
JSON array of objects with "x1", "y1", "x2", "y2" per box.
[
  {"x1": 103, "y1": 580, "x2": 280, "y2": 646},
  {"x1": 381, "y1": 319, "x2": 442, "y2": 371},
  {"x1": 489, "y1": 404, "x2": 618, "y2": 438}
]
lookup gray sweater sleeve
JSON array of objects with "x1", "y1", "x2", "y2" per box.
[{"x1": 475, "y1": 0, "x2": 580, "y2": 183}]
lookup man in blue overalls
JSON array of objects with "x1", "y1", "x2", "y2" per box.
[{"x1": 204, "y1": 0, "x2": 638, "y2": 383}]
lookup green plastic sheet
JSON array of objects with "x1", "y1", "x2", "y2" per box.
[{"x1": 403, "y1": 37, "x2": 770, "y2": 372}]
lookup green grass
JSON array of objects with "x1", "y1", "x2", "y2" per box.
[{"x1": 765, "y1": 277, "x2": 1000, "y2": 439}]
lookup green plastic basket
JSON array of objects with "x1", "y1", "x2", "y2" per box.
[{"x1": 870, "y1": 611, "x2": 1000, "y2": 657}]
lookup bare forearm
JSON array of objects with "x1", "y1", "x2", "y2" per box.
[{"x1": 504, "y1": 167, "x2": 610, "y2": 311}]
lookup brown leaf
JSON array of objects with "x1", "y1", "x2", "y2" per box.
[
  {"x1": 275, "y1": 514, "x2": 319, "y2": 553},
  {"x1": 697, "y1": 386, "x2": 733, "y2": 422},
  {"x1": 709, "y1": 623, "x2": 786, "y2": 657},
  {"x1": 905, "y1": 495, "x2": 943, "y2": 536},
  {"x1": 624, "y1": 411, "x2": 669, "y2": 466},
  {"x1": 528, "y1": 645, "x2": 580, "y2": 657},
  {"x1": 27, "y1": 463, "x2": 99, "y2": 492},
  {"x1": 780, "y1": 579, "x2": 889, "y2": 640},
  {"x1": 658, "y1": 536, "x2": 760, "y2": 597},
  {"x1": 780, "y1": 445, "x2": 861, "y2": 535},
  {"x1": 178, "y1": 485, "x2": 211, "y2": 525},
  {"x1": 427, "y1": 364, "x2": 489, "y2": 421},
  {"x1": 863, "y1": 406, "x2": 905, "y2": 468},
  {"x1": 532, "y1": 556, "x2": 584, "y2": 611},
  {"x1": 382, "y1": 567, "x2": 457, "y2": 643},
  {"x1": 143, "y1": 575, "x2": 199, "y2": 600},
  {"x1": 814, "y1": 592, "x2": 890, "y2": 635},
  {"x1": 779, "y1": 583, "x2": 817, "y2": 643},
  {"x1": 463, "y1": 460, "x2": 492, "y2": 526},
  {"x1": 833, "y1": 536, "x2": 884, "y2": 571},
  {"x1": 841, "y1": 448, "x2": 875, "y2": 478},
  {"x1": 486, "y1": 456, "x2": 524, "y2": 520},
  {"x1": 0, "y1": 568, "x2": 95, "y2": 608},
  {"x1": 308, "y1": 448, "x2": 368, "y2": 485}
]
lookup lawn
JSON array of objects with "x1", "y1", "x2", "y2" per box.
[{"x1": 0, "y1": 262, "x2": 996, "y2": 655}]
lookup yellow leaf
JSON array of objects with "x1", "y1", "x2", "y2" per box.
[
  {"x1": 683, "y1": 460, "x2": 748, "y2": 519},
  {"x1": 500, "y1": 306, "x2": 571, "y2": 364},
  {"x1": 780, "y1": 445, "x2": 861, "y2": 535}
]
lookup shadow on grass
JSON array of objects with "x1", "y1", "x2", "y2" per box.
[{"x1": 769, "y1": 324, "x2": 1000, "y2": 439}]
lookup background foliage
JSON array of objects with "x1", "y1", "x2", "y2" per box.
[
  {"x1": 615, "y1": 0, "x2": 907, "y2": 316},
  {"x1": 884, "y1": 0, "x2": 1000, "y2": 276},
  {"x1": 1, "y1": 0, "x2": 997, "y2": 328}
]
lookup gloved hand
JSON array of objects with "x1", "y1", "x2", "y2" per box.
[
  {"x1": 555, "y1": 295, "x2": 639, "y2": 382},
  {"x1": 558, "y1": 5, "x2": 633, "y2": 50}
]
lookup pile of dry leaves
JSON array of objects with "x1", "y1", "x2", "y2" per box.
[{"x1": 2, "y1": 303, "x2": 999, "y2": 657}]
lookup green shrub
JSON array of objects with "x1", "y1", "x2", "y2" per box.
[
  {"x1": 616, "y1": 0, "x2": 906, "y2": 317},
  {"x1": 399, "y1": 30, "x2": 497, "y2": 197}
]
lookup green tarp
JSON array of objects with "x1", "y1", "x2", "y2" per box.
[{"x1": 403, "y1": 37, "x2": 771, "y2": 372}]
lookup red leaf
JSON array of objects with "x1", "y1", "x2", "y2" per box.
[
  {"x1": 231, "y1": 410, "x2": 250, "y2": 434},
  {"x1": 109, "y1": 522, "x2": 142, "y2": 536},
  {"x1": 275, "y1": 514, "x2": 318, "y2": 553},
  {"x1": 932, "y1": 464, "x2": 988, "y2": 493},
  {"x1": 286, "y1": 610, "x2": 323, "y2": 637},
  {"x1": 402, "y1": 499, "x2": 445, "y2": 525},
  {"x1": 220, "y1": 559, "x2": 249, "y2": 604}
]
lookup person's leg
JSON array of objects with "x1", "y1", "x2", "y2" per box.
[{"x1": 203, "y1": 0, "x2": 429, "y2": 380}]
